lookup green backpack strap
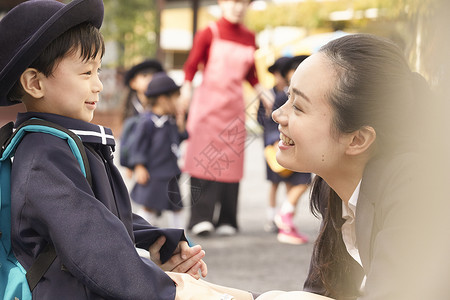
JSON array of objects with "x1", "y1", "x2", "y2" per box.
[{"x1": 1, "y1": 118, "x2": 92, "y2": 292}]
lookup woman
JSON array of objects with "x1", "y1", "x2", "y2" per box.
[
  {"x1": 271, "y1": 33, "x2": 447, "y2": 300},
  {"x1": 166, "y1": 33, "x2": 449, "y2": 300},
  {"x1": 180, "y1": 0, "x2": 272, "y2": 236}
]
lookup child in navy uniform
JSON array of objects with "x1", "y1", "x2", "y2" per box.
[
  {"x1": 121, "y1": 59, "x2": 164, "y2": 178},
  {"x1": 0, "y1": 0, "x2": 206, "y2": 299},
  {"x1": 122, "y1": 59, "x2": 164, "y2": 120},
  {"x1": 257, "y1": 56, "x2": 311, "y2": 245},
  {"x1": 130, "y1": 72, "x2": 187, "y2": 228}
]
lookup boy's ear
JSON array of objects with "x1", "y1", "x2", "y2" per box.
[
  {"x1": 20, "y1": 68, "x2": 44, "y2": 99},
  {"x1": 345, "y1": 126, "x2": 376, "y2": 156}
]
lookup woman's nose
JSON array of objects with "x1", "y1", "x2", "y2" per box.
[{"x1": 272, "y1": 106, "x2": 286, "y2": 125}]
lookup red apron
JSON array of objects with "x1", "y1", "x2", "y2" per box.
[{"x1": 184, "y1": 22, "x2": 255, "y2": 182}]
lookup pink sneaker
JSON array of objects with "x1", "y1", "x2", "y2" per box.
[{"x1": 274, "y1": 212, "x2": 308, "y2": 245}]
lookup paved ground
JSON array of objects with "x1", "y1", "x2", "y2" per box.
[{"x1": 122, "y1": 135, "x2": 321, "y2": 295}]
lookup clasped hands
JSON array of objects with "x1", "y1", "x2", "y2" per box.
[{"x1": 148, "y1": 235, "x2": 207, "y2": 279}]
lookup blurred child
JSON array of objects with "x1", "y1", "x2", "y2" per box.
[
  {"x1": 129, "y1": 72, "x2": 188, "y2": 228},
  {"x1": 258, "y1": 55, "x2": 312, "y2": 245},
  {"x1": 122, "y1": 59, "x2": 164, "y2": 120},
  {"x1": 120, "y1": 59, "x2": 164, "y2": 177}
]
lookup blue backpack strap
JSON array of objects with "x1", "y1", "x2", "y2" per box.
[
  {"x1": 4, "y1": 119, "x2": 92, "y2": 186},
  {"x1": 1, "y1": 118, "x2": 92, "y2": 292}
]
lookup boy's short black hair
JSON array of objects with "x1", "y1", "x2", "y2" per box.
[{"x1": 8, "y1": 22, "x2": 105, "y2": 102}]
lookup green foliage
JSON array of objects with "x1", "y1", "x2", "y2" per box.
[
  {"x1": 246, "y1": 0, "x2": 343, "y2": 32},
  {"x1": 245, "y1": 0, "x2": 433, "y2": 33},
  {"x1": 102, "y1": 0, "x2": 157, "y2": 67}
]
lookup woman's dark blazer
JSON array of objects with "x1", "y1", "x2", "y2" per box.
[{"x1": 305, "y1": 152, "x2": 450, "y2": 300}]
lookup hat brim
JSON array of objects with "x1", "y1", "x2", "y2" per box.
[
  {"x1": 124, "y1": 60, "x2": 164, "y2": 86},
  {"x1": 267, "y1": 64, "x2": 276, "y2": 74},
  {"x1": 0, "y1": 0, "x2": 104, "y2": 106}
]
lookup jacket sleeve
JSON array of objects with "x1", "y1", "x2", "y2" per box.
[
  {"x1": 128, "y1": 116, "x2": 154, "y2": 167},
  {"x1": 13, "y1": 133, "x2": 176, "y2": 300},
  {"x1": 133, "y1": 213, "x2": 186, "y2": 263},
  {"x1": 183, "y1": 27, "x2": 212, "y2": 81}
]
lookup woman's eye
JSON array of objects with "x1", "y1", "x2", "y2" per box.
[
  {"x1": 293, "y1": 104, "x2": 303, "y2": 112},
  {"x1": 84, "y1": 71, "x2": 92, "y2": 75}
]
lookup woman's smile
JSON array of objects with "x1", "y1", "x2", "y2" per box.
[{"x1": 279, "y1": 131, "x2": 295, "y2": 146}]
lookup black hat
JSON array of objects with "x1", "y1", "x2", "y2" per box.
[
  {"x1": 145, "y1": 72, "x2": 180, "y2": 98},
  {"x1": 268, "y1": 56, "x2": 291, "y2": 74},
  {"x1": 0, "y1": 0, "x2": 104, "y2": 106},
  {"x1": 280, "y1": 55, "x2": 310, "y2": 79},
  {"x1": 124, "y1": 59, "x2": 164, "y2": 87}
]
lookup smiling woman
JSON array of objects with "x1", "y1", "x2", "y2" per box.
[{"x1": 271, "y1": 33, "x2": 448, "y2": 300}]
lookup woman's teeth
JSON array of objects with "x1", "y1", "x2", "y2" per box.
[{"x1": 280, "y1": 133, "x2": 295, "y2": 145}]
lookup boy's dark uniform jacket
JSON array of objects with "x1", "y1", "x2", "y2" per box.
[{"x1": 10, "y1": 112, "x2": 182, "y2": 299}]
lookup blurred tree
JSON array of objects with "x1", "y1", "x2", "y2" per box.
[
  {"x1": 102, "y1": 0, "x2": 157, "y2": 68},
  {"x1": 245, "y1": 0, "x2": 430, "y2": 34},
  {"x1": 245, "y1": 0, "x2": 343, "y2": 32}
]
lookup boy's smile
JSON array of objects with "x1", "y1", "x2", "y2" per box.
[{"x1": 30, "y1": 47, "x2": 103, "y2": 122}]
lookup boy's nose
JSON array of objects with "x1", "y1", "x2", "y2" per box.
[{"x1": 93, "y1": 76, "x2": 103, "y2": 93}]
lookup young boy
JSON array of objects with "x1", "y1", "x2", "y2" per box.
[
  {"x1": 120, "y1": 59, "x2": 164, "y2": 178},
  {"x1": 130, "y1": 72, "x2": 187, "y2": 228},
  {"x1": 0, "y1": 0, "x2": 206, "y2": 298},
  {"x1": 122, "y1": 59, "x2": 164, "y2": 120}
]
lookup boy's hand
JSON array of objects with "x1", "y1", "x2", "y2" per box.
[
  {"x1": 149, "y1": 236, "x2": 208, "y2": 279},
  {"x1": 134, "y1": 164, "x2": 150, "y2": 185}
]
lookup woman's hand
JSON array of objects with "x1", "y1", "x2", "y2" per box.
[
  {"x1": 178, "y1": 81, "x2": 193, "y2": 116},
  {"x1": 167, "y1": 272, "x2": 254, "y2": 300},
  {"x1": 149, "y1": 236, "x2": 207, "y2": 279}
]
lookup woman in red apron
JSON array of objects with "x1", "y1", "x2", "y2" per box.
[{"x1": 180, "y1": 0, "x2": 272, "y2": 236}]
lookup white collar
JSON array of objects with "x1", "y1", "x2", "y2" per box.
[{"x1": 342, "y1": 180, "x2": 362, "y2": 219}]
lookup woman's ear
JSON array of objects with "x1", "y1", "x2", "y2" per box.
[
  {"x1": 20, "y1": 68, "x2": 44, "y2": 99},
  {"x1": 345, "y1": 126, "x2": 376, "y2": 156}
]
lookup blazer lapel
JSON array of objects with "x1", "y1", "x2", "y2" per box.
[
  {"x1": 355, "y1": 156, "x2": 383, "y2": 274},
  {"x1": 355, "y1": 189, "x2": 375, "y2": 273}
]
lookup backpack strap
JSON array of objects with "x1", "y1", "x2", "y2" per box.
[
  {"x1": 1, "y1": 118, "x2": 93, "y2": 291},
  {"x1": 26, "y1": 243, "x2": 57, "y2": 291},
  {"x1": 7, "y1": 119, "x2": 92, "y2": 186}
]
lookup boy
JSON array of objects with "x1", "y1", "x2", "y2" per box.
[
  {"x1": 257, "y1": 56, "x2": 311, "y2": 245},
  {"x1": 0, "y1": 0, "x2": 206, "y2": 298},
  {"x1": 130, "y1": 72, "x2": 187, "y2": 228},
  {"x1": 122, "y1": 59, "x2": 164, "y2": 120}
]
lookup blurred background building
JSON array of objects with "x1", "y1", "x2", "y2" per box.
[{"x1": 0, "y1": 0, "x2": 436, "y2": 134}]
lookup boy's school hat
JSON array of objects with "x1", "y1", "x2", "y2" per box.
[
  {"x1": 268, "y1": 56, "x2": 291, "y2": 74},
  {"x1": 145, "y1": 72, "x2": 180, "y2": 98},
  {"x1": 0, "y1": 0, "x2": 104, "y2": 106},
  {"x1": 124, "y1": 59, "x2": 164, "y2": 87}
]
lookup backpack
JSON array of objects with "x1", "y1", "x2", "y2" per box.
[
  {"x1": 0, "y1": 118, "x2": 92, "y2": 300},
  {"x1": 119, "y1": 114, "x2": 141, "y2": 169}
]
